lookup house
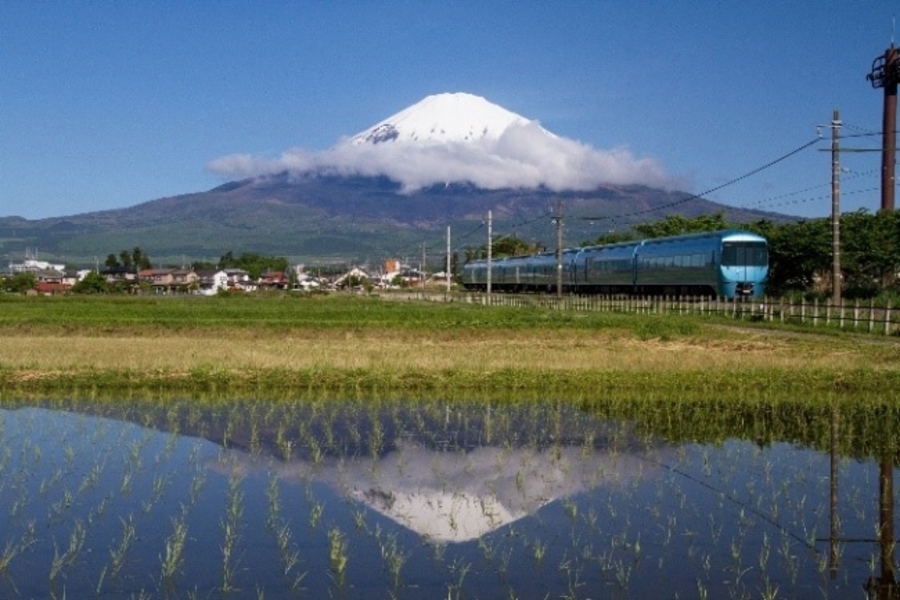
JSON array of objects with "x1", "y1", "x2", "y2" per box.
[
  {"x1": 101, "y1": 266, "x2": 138, "y2": 284},
  {"x1": 64, "y1": 270, "x2": 91, "y2": 287},
  {"x1": 34, "y1": 281, "x2": 70, "y2": 296},
  {"x1": 334, "y1": 267, "x2": 370, "y2": 289},
  {"x1": 197, "y1": 270, "x2": 229, "y2": 296},
  {"x1": 258, "y1": 271, "x2": 290, "y2": 290},
  {"x1": 139, "y1": 268, "x2": 199, "y2": 294},
  {"x1": 34, "y1": 269, "x2": 65, "y2": 284},
  {"x1": 223, "y1": 269, "x2": 256, "y2": 292},
  {"x1": 171, "y1": 269, "x2": 199, "y2": 288}
]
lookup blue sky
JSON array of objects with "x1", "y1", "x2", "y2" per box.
[{"x1": 1, "y1": 1, "x2": 896, "y2": 220}]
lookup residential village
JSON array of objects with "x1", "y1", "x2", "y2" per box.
[{"x1": 2, "y1": 252, "x2": 448, "y2": 296}]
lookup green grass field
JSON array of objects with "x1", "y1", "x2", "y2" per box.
[{"x1": 1, "y1": 293, "x2": 898, "y2": 398}]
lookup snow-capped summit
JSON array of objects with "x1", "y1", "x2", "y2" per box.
[
  {"x1": 348, "y1": 92, "x2": 548, "y2": 146},
  {"x1": 209, "y1": 92, "x2": 672, "y2": 193}
]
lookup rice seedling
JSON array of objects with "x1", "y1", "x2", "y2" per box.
[
  {"x1": 48, "y1": 520, "x2": 86, "y2": 584},
  {"x1": 379, "y1": 532, "x2": 408, "y2": 589},
  {"x1": 532, "y1": 539, "x2": 546, "y2": 565},
  {"x1": 328, "y1": 527, "x2": 348, "y2": 588},
  {"x1": 220, "y1": 475, "x2": 244, "y2": 593},
  {"x1": 159, "y1": 510, "x2": 189, "y2": 584},
  {"x1": 309, "y1": 499, "x2": 324, "y2": 529},
  {"x1": 445, "y1": 558, "x2": 470, "y2": 600},
  {"x1": 188, "y1": 471, "x2": 206, "y2": 507},
  {"x1": 108, "y1": 514, "x2": 136, "y2": 577},
  {"x1": 0, "y1": 536, "x2": 31, "y2": 574}
]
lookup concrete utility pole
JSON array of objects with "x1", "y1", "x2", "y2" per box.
[
  {"x1": 831, "y1": 110, "x2": 842, "y2": 307},
  {"x1": 446, "y1": 226, "x2": 451, "y2": 293},
  {"x1": 867, "y1": 45, "x2": 900, "y2": 211},
  {"x1": 486, "y1": 210, "x2": 492, "y2": 295},
  {"x1": 554, "y1": 200, "x2": 563, "y2": 298},
  {"x1": 421, "y1": 243, "x2": 426, "y2": 288}
]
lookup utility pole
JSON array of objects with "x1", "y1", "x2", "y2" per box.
[
  {"x1": 487, "y1": 210, "x2": 492, "y2": 295},
  {"x1": 421, "y1": 243, "x2": 427, "y2": 289},
  {"x1": 446, "y1": 225, "x2": 451, "y2": 293},
  {"x1": 553, "y1": 200, "x2": 564, "y2": 298},
  {"x1": 831, "y1": 110, "x2": 842, "y2": 307},
  {"x1": 867, "y1": 45, "x2": 900, "y2": 211}
]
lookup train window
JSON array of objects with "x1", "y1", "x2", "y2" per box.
[{"x1": 722, "y1": 242, "x2": 768, "y2": 266}]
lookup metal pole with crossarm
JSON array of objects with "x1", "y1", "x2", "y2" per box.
[{"x1": 867, "y1": 45, "x2": 900, "y2": 212}]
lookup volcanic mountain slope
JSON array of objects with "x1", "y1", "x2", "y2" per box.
[{"x1": 0, "y1": 93, "x2": 788, "y2": 265}]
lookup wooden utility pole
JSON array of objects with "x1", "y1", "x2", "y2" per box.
[{"x1": 831, "y1": 110, "x2": 842, "y2": 307}]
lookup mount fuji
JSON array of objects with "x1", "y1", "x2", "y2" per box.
[
  {"x1": 208, "y1": 92, "x2": 673, "y2": 193},
  {"x1": 0, "y1": 93, "x2": 786, "y2": 264}
]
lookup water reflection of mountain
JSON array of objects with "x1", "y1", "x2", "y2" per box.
[
  {"x1": 5, "y1": 398, "x2": 667, "y2": 542},
  {"x1": 228, "y1": 440, "x2": 658, "y2": 542}
]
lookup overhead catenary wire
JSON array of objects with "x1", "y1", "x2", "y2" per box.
[
  {"x1": 385, "y1": 209, "x2": 555, "y2": 265},
  {"x1": 578, "y1": 137, "x2": 824, "y2": 223},
  {"x1": 742, "y1": 169, "x2": 880, "y2": 211}
]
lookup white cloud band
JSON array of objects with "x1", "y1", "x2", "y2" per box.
[{"x1": 207, "y1": 121, "x2": 673, "y2": 192}]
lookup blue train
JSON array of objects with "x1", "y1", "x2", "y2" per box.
[{"x1": 461, "y1": 230, "x2": 768, "y2": 299}]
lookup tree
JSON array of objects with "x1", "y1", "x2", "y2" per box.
[
  {"x1": 218, "y1": 251, "x2": 289, "y2": 280},
  {"x1": 464, "y1": 236, "x2": 540, "y2": 262},
  {"x1": 584, "y1": 231, "x2": 636, "y2": 246},
  {"x1": 105, "y1": 254, "x2": 119, "y2": 269},
  {"x1": 71, "y1": 271, "x2": 109, "y2": 294},
  {"x1": 3, "y1": 272, "x2": 36, "y2": 294},
  {"x1": 119, "y1": 250, "x2": 133, "y2": 271},
  {"x1": 631, "y1": 213, "x2": 732, "y2": 239},
  {"x1": 191, "y1": 260, "x2": 218, "y2": 271},
  {"x1": 745, "y1": 218, "x2": 831, "y2": 297},
  {"x1": 132, "y1": 246, "x2": 151, "y2": 270}
]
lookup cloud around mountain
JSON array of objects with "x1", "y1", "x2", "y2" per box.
[{"x1": 208, "y1": 95, "x2": 675, "y2": 192}]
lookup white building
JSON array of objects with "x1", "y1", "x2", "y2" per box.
[{"x1": 9, "y1": 250, "x2": 65, "y2": 274}]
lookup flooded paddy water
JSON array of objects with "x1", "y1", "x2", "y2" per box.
[{"x1": 0, "y1": 396, "x2": 896, "y2": 599}]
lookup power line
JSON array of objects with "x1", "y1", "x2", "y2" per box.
[
  {"x1": 578, "y1": 137, "x2": 824, "y2": 223},
  {"x1": 742, "y1": 169, "x2": 879, "y2": 211}
]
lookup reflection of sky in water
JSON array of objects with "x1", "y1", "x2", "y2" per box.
[{"x1": 0, "y1": 401, "x2": 896, "y2": 599}]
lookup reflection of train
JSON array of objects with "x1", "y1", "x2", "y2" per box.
[{"x1": 461, "y1": 230, "x2": 768, "y2": 299}]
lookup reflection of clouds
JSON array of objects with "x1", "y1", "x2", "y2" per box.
[{"x1": 216, "y1": 442, "x2": 660, "y2": 543}]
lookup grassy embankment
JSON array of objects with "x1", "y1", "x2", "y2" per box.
[{"x1": 0, "y1": 293, "x2": 898, "y2": 398}]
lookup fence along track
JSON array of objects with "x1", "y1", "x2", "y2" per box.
[{"x1": 394, "y1": 291, "x2": 900, "y2": 337}]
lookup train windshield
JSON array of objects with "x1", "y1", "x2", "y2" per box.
[{"x1": 721, "y1": 241, "x2": 767, "y2": 267}]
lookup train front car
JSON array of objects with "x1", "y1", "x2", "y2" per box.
[
  {"x1": 632, "y1": 230, "x2": 768, "y2": 299},
  {"x1": 717, "y1": 231, "x2": 768, "y2": 299}
]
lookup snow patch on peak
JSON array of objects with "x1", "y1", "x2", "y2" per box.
[{"x1": 348, "y1": 92, "x2": 547, "y2": 146}]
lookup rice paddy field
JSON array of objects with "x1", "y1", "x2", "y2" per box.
[{"x1": 0, "y1": 293, "x2": 898, "y2": 598}]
